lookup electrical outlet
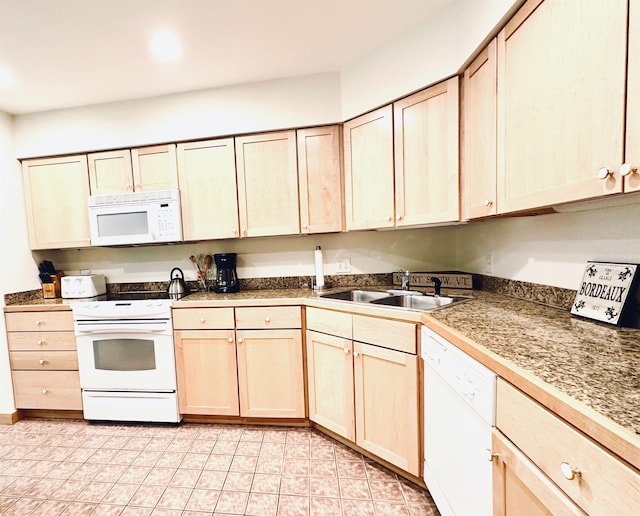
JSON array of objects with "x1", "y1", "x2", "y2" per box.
[
  {"x1": 337, "y1": 257, "x2": 351, "y2": 273},
  {"x1": 485, "y1": 253, "x2": 493, "y2": 274}
]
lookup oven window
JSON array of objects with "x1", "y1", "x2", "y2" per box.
[{"x1": 92, "y1": 338, "x2": 156, "y2": 371}]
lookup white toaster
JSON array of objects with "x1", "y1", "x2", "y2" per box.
[{"x1": 61, "y1": 274, "x2": 107, "y2": 298}]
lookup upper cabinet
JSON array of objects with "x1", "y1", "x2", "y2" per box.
[
  {"x1": 343, "y1": 106, "x2": 395, "y2": 230},
  {"x1": 344, "y1": 78, "x2": 460, "y2": 231},
  {"x1": 625, "y1": 1, "x2": 640, "y2": 193},
  {"x1": 394, "y1": 77, "x2": 459, "y2": 226},
  {"x1": 496, "y1": 0, "x2": 628, "y2": 213},
  {"x1": 235, "y1": 130, "x2": 300, "y2": 238},
  {"x1": 297, "y1": 125, "x2": 344, "y2": 234},
  {"x1": 88, "y1": 144, "x2": 178, "y2": 195},
  {"x1": 462, "y1": 40, "x2": 497, "y2": 219},
  {"x1": 22, "y1": 155, "x2": 91, "y2": 249},
  {"x1": 177, "y1": 138, "x2": 239, "y2": 241}
]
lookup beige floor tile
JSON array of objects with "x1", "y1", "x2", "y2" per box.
[
  {"x1": 101, "y1": 482, "x2": 139, "y2": 505},
  {"x1": 156, "y1": 486, "x2": 192, "y2": 510},
  {"x1": 223, "y1": 471, "x2": 254, "y2": 492},
  {"x1": 251, "y1": 473, "x2": 281, "y2": 494},
  {"x1": 309, "y1": 476, "x2": 340, "y2": 498},
  {"x1": 75, "y1": 481, "x2": 113, "y2": 503},
  {"x1": 129, "y1": 484, "x2": 166, "y2": 507},
  {"x1": 142, "y1": 467, "x2": 176, "y2": 486},
  {"x1": 369, "y1": 479, "x2": 405, "y2": 501},
  {"x1": 338, "y1": 478, "x2": 371, "y2": 500},
  {"x1": 205, "y1": 453, "x2": 234, "y2": 471},
  {"x1": 215, "y1": 490, "x2": 249, "y2": 514},
  {"x1": 246, "y1": 491, "x2": 278, "y2": 515},
  {"x1": 280, "y1": 474, "x2": 310, "y2": 496},
  {"x1": 169, "y1": 467, "x2": 201, "y2": 488},
  {"x1": 310, "y1": 496, "x2": 342, "y2": 516},
  {"x1": 277, "y1": 494, "x2": 310, "y2": 516},
  {"x1": 185, "y1": 487, "x2": 220, "y2": 512},
  {"x1": 196, "y1": 470, "x2": 228, "y2": 490}
]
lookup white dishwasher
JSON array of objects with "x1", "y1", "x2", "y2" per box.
[{"x1": 421, "y1": 326, "x2": 497, "y2": 516}]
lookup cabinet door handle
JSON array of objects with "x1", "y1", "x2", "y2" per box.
[
  {"x1": 343, "y1": 348, "x2": 349, "y2": 354},
  {"x1": 227, "y1": 337, "x2": 233, "y2": 343},
  {"x1": 35, "y1": 320, "x2": 42, "y2": 327},
  {"x1": 238, "y1": 338, "x2": 244, "y2": 344},
  {"x1": 37, "y1": 340, "x2": 44, "y2": 346},
  {"x1": 483, "y1": 199, "x2": 493, "y2": 207},
  {"x1": 42, "y1": 388, "x2": 48, "y2": 394},
  {"x1": 386, "y1": 216, "x2": 392, "y2": 222},
  {"x1": 39, "y1": 360, "x2": 47, "y2": 366},
  {"x1": 199, "y1": 317, "x2": 206, "y2": 323},
  {"x1": 620, "y1": 163, "x2": 636, "y2": 177},
  {"x1": 353, "y1": 351, "x2": 359, "y2": 358},
  {"x1": 560, "y1": 462, "x2": 581, "y2": 480},
  {"x1": 264, "y1": 316, "x2": 270, "y2": 323},
  {"x1": 597, "y1": 167, "x2": 612, "y2": 179}
]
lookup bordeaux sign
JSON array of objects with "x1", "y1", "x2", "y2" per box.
[{"x1": 571, "y1": 262, "x2": 639, "y2": 326}]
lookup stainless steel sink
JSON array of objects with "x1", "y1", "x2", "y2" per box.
[
  {"x1": 319, "y1": 289, "x2": 392, "y2": 303},
  {"x1": 371, "y1": 294, "x2": 471, "y2": 311}
]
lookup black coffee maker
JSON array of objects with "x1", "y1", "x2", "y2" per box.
[{"x1": 214, "y1": 253, "x2": 239, "y2": 293}]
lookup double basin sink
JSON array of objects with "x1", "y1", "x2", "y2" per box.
[{"x1": 319, "y1": 289, "x2": 471, "y2": 312}]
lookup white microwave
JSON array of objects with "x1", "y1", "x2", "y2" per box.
[{"x1": 88, "y1": 189, "x2": 183, "y2": 246}]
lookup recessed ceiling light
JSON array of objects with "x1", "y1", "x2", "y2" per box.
[
  {"x1": 0, "y1": 65, "x2": 15, "y2": 88},
  {"x1": 150, "y1": 30, "x2": 182, "y2": 62}
]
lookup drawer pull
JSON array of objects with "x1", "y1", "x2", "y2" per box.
[
  {"x1": 560, "y1": 462, "x2": 581, "y2": 481},
  {"x1": 199, "y1": 317, "x2": 206, "y2": 323},
  {"x1": 486, "y1": 448, "x2": 498, "y2": 462},
  {"x1": 37, "y1": 340, "x2": 44, "y2": 346},
  {"x1": 227, "y1": 337, "x2": 233, "y2": 343},
  {"x1": 35, "y1": 320, "x2": 42, "y2": 327},
  {"x1": 264, "y1": 316, "x2": 271, "y2": 323},
  {"x1": 39, "y1": 360, "x2": 48, "y2": 366},
  {"x1": 42, "y1": 388, "x2": 48, "y2": 394}
]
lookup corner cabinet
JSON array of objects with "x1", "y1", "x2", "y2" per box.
[
  {"x1": 176, "y1": 138, "x2": 240, "y2": 241},
  {"x1": 235, "y1": 131, "x2": 300, "y2": 237},
  {"x1": 297, "y1": 125, "x2": 344, "y2": 234},
  {"x1": 306, "y1": 307, "x2": 420, "y2": 476},
  {"x1": 496, "y1": 0, "x2": 628, "y2": 212},
  {"x1": 21, "y1": 155, "x2": 91, "y2": 250},
  {"x1": 462, "y1": 39, "x2": 498, "y2": 219},
  {"x1": 393, "y1": 77, "x2": 459, "y2": 226}
]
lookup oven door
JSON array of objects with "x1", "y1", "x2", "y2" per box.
[{"x1": 76, "y1": 331, "x2": 177, "y2": 391}]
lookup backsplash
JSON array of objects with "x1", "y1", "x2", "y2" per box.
[{"x1": 4, "y1": 273, "x2": 577, "y2": 310}]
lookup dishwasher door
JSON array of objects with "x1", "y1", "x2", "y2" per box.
[{"x1": 422, "y1": 326, "x2": 496, "y2": 516}]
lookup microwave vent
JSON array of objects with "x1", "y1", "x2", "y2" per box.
[{"x1": 89, "y1": 189, "x2": 180, "y2": 206}]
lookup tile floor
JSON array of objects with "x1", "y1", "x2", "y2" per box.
[{"x1": 0, "y1": 419, "x2": 439, "y2": 515}]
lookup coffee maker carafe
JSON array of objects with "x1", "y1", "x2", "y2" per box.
[{"x1": 214, "y1": 253, "x2": 239, "y2": 293}]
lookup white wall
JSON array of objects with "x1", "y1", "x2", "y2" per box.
[
  {"x1": 456, "y1": 199, "x2": 640, "y2": 290},
  {"x1": 339, "y1": 0, "x2": 519, "y2": 119},
  {"x1": 0, "y1": 110, "x2": 40, "y2": 415},
  {"x1": 41, "y1": 226, "x2": 458, "y2": 284},
  {"x1": 13, "y1": 73, "x2": 342, "y2": 158}
]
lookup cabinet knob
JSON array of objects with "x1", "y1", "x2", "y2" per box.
[
  {"x1": 39, "y1": 359, "x2": 47, "y2": 366},
  {"x1": 386, "y1": 216, "x2": 392, "y2": 222},
  {"x1": 227, "y1": 337, "x2": 233, "y2": 343},
  {"x1": 486, "y1": 448, "x2": 498, "y2": 462},
  {"x1": 560, "y1": 462, "x2": 581, "y2": 480},
  {"x1": 199, "y1": 317, "x2": 206, "y2": 323},
  {"x1": 37, "y1": 340, "x2": 44, "y2": 346},
  {"x1": 353, "y1": 351, "x2": 359, "y2": 358},
  {"x1": 483, "y1": 199, "x2": 493, "y2": 207},
  {"x1": 396, "y1": 215, "x2": 402, "y2": 221},
  {"x1": 35, "y1": 320, "x2": 42, "y2": 327},
  {"x1": 126, "y1": 184, "x2": 132, "y2": 190},
  {"x1": 264, "y1": 316, "x2": 270, "y2": 323},
  {"x1": 233, "y1": 228, "x2": 238, "y2": 234},
  {"x1": 302, "y1": 223, "x2": 308, "y2": 229},
  {"x1": 42, "y1": 388, "x2": 48, "y2": 394},
  {"x1": 597, "y1": 167, "x2": 612, "y2": 179},
  {"x1": 238, "y1": 338, "x2": 244, "y2": 344},
  {"x1": 135, "y1": 184, "x2": 142, "y2": 189},
  {"x1": 343, "y1": 348, "x2": 349, "y2": 354},
  {"x1": 620, "y1": 163, "x2": 637, "y2": 177}
]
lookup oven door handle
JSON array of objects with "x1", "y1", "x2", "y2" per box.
[{"x1": 75, "y1": 328, "x2": 171, "y2": 335}]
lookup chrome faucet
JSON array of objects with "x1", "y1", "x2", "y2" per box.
[{"x1": 399, "y1": 269, "x2": 410, "y2": 290}]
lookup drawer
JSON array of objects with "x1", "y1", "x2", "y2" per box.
[
  {"x1": 235, "y1": 306, "x2": 301, "y2": 329},
  {"x1": 12, "y1": 370, "x2": 82, "y2": 410},
  {"x1": 306, "y1": 307, "x2": 352, "y2": 338},
  {"x1": 5, "y1": 311, "x2": 73, "y2": 332},
  {"x1": 10, "y1": 351, "x2": 78, "y2": 371},
  {"x1": 172, "y1": 307, "x2": 235, "y2": 329},
  {"x1": 352, "y1": 315, "x2": 416, "y2": 354},
  {"x1": 7, "y1": 331, "x2": 76, "y2": 351},
  {"x1": 496, "y1": 379, "x2": 640, "y2": 515}
]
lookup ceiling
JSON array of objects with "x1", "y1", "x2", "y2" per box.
[{"x1": 0, "y1": 0, "x2": 454, "y2": 115}]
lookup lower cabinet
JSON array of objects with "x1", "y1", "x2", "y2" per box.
[
  {"x1": 306, "y1": 307, "x2": 420, "y2": 476},
  {"x1": 173, "y1": 305, "x2": 305, "y2": 418},
  {"x1": 495, "y1": 379, "x2": 640, "y2": 515},
  {"x1": 5, "y1": 309, "x2": 82, "y2": 410}
]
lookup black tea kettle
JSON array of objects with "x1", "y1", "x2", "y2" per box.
[{"x1": 167, "y1": 267, "x2": 190, "y2": 300}]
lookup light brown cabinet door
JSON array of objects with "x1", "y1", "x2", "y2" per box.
[
  {"x1": 131, "y1": 144, "x2": 178, "y2": 191},
  {"x1": 394, "y1": 77, "x2": 459, "y2": 226},
  {"x1": 87, "y1": 149, "x2": 134, "y2": 195},
  {"x1": 236, "y1": 329, "x2": 305, "y2": 418},
  {"x1": 353, "y1": 341, "x2": 419, "y2": 475},
  {"x1": 343, "y1": 105, "x2": 394, "y2": 230},
  {"x1": 625, "y1": 1, "x2": 640, "y2": 193},
  {"x1": 497, "y1": 0, "x2": 627, "y2": 213},
  {"x1": 235, "y1": 131, "x2": 300, "y2": 237},
  {"x1": 177, "y1": 138, "x2": 240, "y2": 240},
  {"x1": 22, "y1": 155, "x2": 91, "y2": 249},
  {"x1": 492, "y1": 431, "x2": 584, "y2": 516},
  {"x1": 297, "y1": 125, "x2": 344, "y2": 234},
  {"x1": 462, "y1": 39, "x2": 498, "y2": 219},
  {"x1": 173, "y1": 330, "x2": 239, "y2": 416},
  {"x1": 306, "y1": 330, "x2": 355, "y2": 440}
]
